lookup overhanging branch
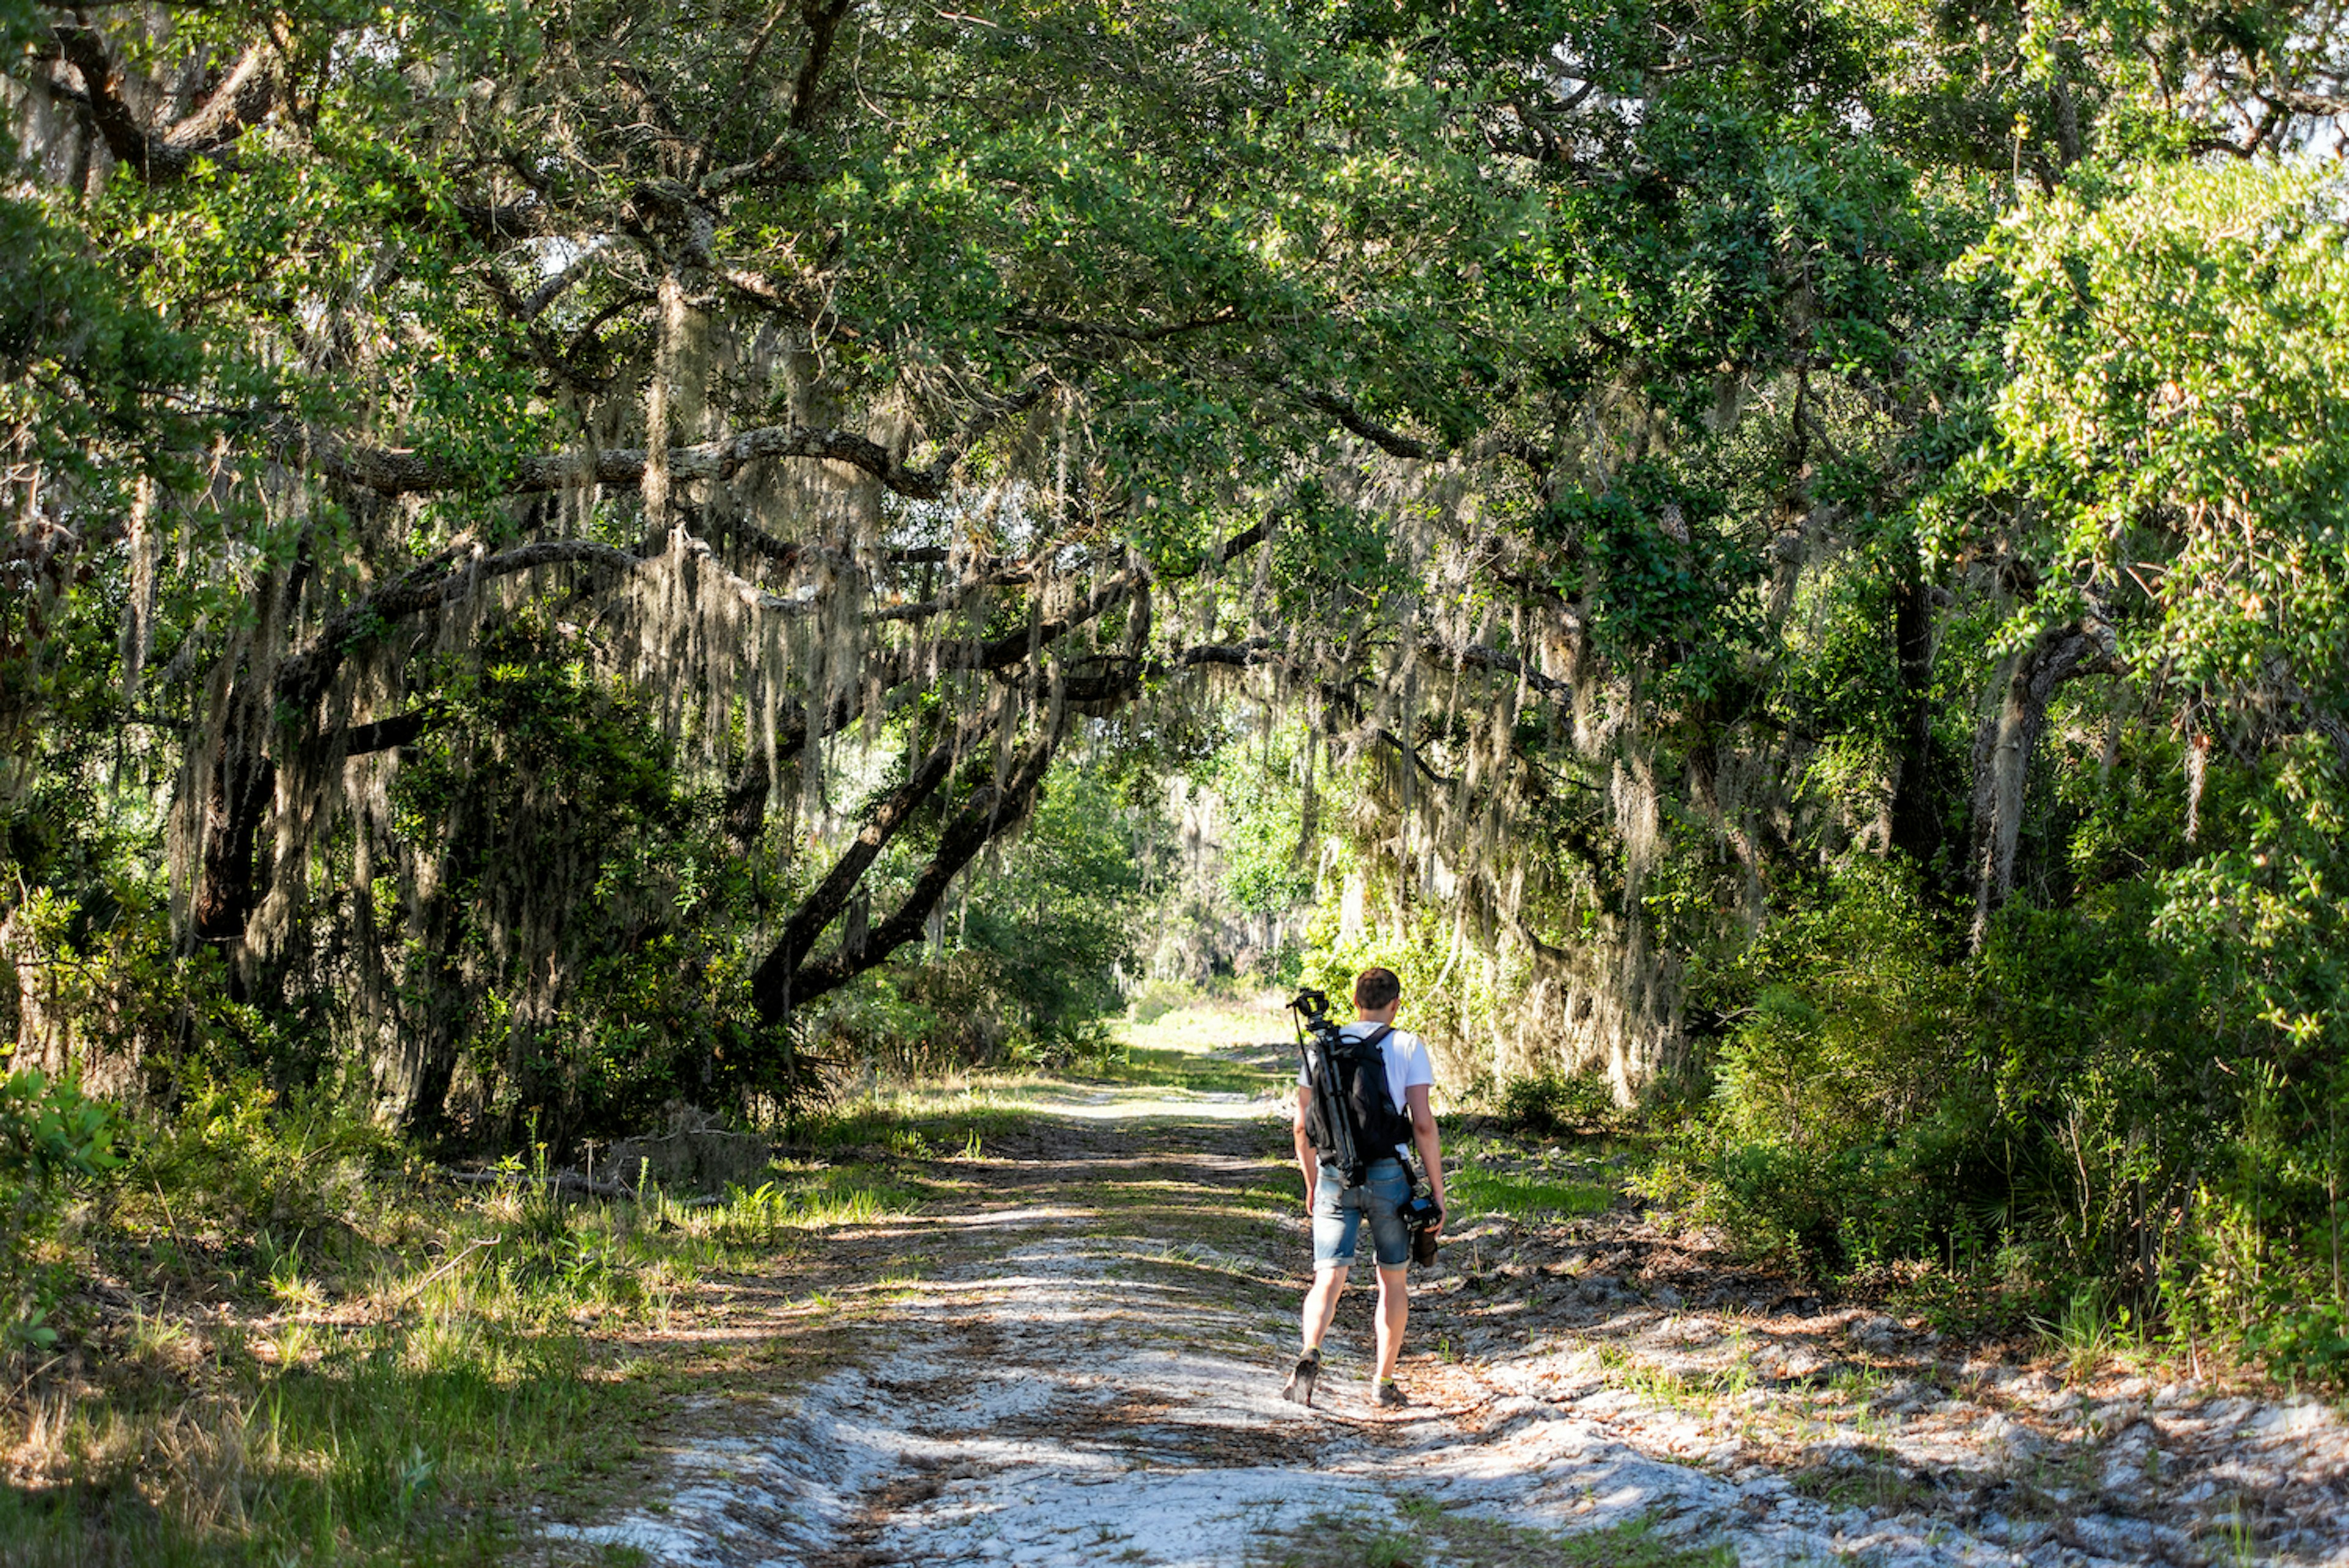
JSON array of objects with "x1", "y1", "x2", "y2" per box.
[
  {"x1": 1299, "y1": 389, "x2": 1431, "y2": 461},
  {"x1": 274, "y1": 539, "x2": 648, "y2": 716},
  {"x1": 1297, "y1": 389, "x2": 1553, "y2": 477},
  {"x1": 52, "y1": 26, "x2": 280, "y2": 183},
  {"x1": 749, "y1": 714, "x2": 984, "y2": 1010},
  {"x1": 759, "y1": 727, "x2": 1062, "y2": 1019},
  {"x1": 278, "y1": 377, "x2": 1049, "y2": 502},
  {"x1": 1427, "y1": 641, "x2": 1573, "y2": 702}
]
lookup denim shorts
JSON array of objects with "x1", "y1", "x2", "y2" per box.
[{"x1": 1312, "y1": 1156, "x2": 1412, "y2": 1271}]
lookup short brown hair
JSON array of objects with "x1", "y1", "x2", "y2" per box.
[{"x1": 1353, "y1": 967, "x2": 1401, "y2": 1011}]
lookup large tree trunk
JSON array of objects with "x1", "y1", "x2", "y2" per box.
[
  {"x1": 374, "y1": 875, "x2": 472, "y2": 1135},
  {"x1": 188, "y1": 671, "x2": 276, "y2": 955},
  {"x1": 1967, "y1": 622, "x2": 2113, "y2": 948}
]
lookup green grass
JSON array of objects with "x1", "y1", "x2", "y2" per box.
[
  {"x1": 10, "y1": 1046, "x2": 1304, "y2": 1567},
  {"x1": 3, "y1": 1092, "x2": 909, "y2": 1568},
  {"x1": 1, "y1": 1307, "x2": 654, "y2": 1566},
  {"x1": 1448, "y1": 1165, "x2": 1613, "y2": 1219},
  {"x1": 781, "y1": 1096, "x2": 1037, "y2": 1156},
  {"x1": 1117, "y1": 1000, "x2": 1292, "y2": 1057},
  {"x1": 1787, "y1": 1444, "x2": 1943, "y2": 1514},
  {"x1": 1602, "y1": 1351, "x2": 1759, "y2": 1409},
  {"x1": 1253, "y1": 1505, "x2": 1734, "y2": 1568}
]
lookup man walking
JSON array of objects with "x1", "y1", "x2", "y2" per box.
[{"x1": 1282, "y1": 966, "x2": 1445, "y2": 1410}]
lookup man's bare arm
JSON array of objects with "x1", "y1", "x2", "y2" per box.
[
  {"x1": 1293, "y1": 1086, "x2": 1319, "y2": 1208},
  {"x1": 1406, "y1": 1083, "x2": 1444, "y2": 1233}
]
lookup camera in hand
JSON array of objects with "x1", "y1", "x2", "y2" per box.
[{"x1": 1401, "y1": 1189, "x2": 1442, "y2": 1265}]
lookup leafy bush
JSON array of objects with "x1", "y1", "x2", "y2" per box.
[
  {"x1": 1126, "y1": 979, "x2": 1190, "y2": 1027},
  {"x1": 0, "y1": 1070, "x2": 121, "y2": 1351},
  {"x1": 388, "y1": 612, "x2": 760, "y2": 1145},
  {"x1": 1675, "y1": 860, "x2": 1986, "y2": 1266},
  {"x1": 135, "y1": 1072, "x2": 399, "y2": 1235},
  {"x1": 1490, "y1": 1071, "x2": 1618, "y2": 1139}
]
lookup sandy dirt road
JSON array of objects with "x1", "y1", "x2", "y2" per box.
[{"x1": 547, "y1": 1066, "x2": 2349, "y2": 1568}]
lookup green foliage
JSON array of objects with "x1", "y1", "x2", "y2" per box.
[
  {"x1": 386, "y1": 611, "x2": 757, "y2": 1140},
  {"x1": 1124, "y1": 978, "x2": 1193, "y2": 1027},
  {"x1": 1489, "y1": 1071, "x2": 1619, "y2": 1140},
  {"x1": 133, "y1": 1074, "x2": 399, "y2": 1239},
  {"x1": 0, "y1": 883, "x2": 216, "y2": 1079},
  {"x1": 1673, "y1": 861, "x2": 1986, "y2": 1265},
  {"x1": 0, "y1": 1071, "x2": 120, "y2": 1351},
  {"x1": 1657, "y1": 811, "x2": 2349, "y2": 1377},
  {"x1": 1957, "y1": 159, "x2": 2349, "y2": 704},
  {"x1": 1537, "y1": 464, "x2": 1756, "y2": 698},
  {"x1": 970, "y1": 771, "x2": 1145, "y2": 1042},
  {"x1": 1215, "y1": 748, "x2": 1319, "y2": 922},
  {"x1": 1447, "y1": 1165, "x2": 1612, "y2": 1221},
  {"x1": 8, "y1": 0, "x2": 2349, "y2": 1403},
  {"x1": 1905, "y1": 152, "x2": 2349, "y2": 1370},
  {"x1": 813, "y1": 768, "x2": 1144, "y2": 1072},
  {"x1": 1270, "y1": 480, "x2": 1412, "y2": 623}
]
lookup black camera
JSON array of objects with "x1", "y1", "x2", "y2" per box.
[
  {"x1": 1290, "y1": 987, "x2": 1345, "y2": 1055},
  {"x1": 1400, "y1": 1189, "x2": 1442, "y2": 1265}
]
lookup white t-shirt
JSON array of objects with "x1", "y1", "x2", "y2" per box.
[{"x1": 1298, "y1": 1022, "x2": 1436, "y2": 1159}]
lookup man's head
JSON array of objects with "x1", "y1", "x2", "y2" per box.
[{"x1": 1353, "y1": 967, "x2": 1402, "y2": 1017}]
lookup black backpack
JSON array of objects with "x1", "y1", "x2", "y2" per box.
[{"x1": 1304, "y1": 1024, "x2": 1416, "y2": 1186}]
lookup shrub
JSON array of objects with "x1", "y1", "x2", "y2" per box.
[
  {"x1": 1683, "y1": 860, "x2": 1984, "y2": 1266},
  {"x1": 1490, "y1": 1071, "x2": 1618, "y2": 1138},
  {"x1": 132, "y1": 1072, "x2": 401, "y2": 1248},
  {"x1": 1126, "y1": 978, "x2": 1194, "y2": 1026},
  {"x1": 0, "y1": 1070, "x2": 121, "y2": 1351}
]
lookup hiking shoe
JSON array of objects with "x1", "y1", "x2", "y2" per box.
[
  {"x1": 1372, "y1": 1378, "x2": 1407, "y2": 1409},
  {"x1": 1280, "y1": 1351, "x2": 1320, "y2": 1406}
]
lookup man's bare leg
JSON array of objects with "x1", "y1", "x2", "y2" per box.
[
  {"x1": 1372, "y1": 1265, "x2": 1409, "y2": 1399},
  {"x1": 1302, "y1": 1264, "x2": 1347, "y2": 1350},
  {"x1": 1284, "y1": 1265, "x2": 1348, "y2": 1405}
]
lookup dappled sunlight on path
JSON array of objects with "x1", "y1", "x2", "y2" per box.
[{"x1": 545, "y1": 1054, "x2": 2349, "y2": 1568}]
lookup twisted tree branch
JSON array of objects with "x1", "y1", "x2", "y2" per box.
[
  {"x1": 278, "y1": 377, "x2": 1049, "y2": 502},
  {"x1": 51, "y1": 26, "x2": 281, "y2": 182}
]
